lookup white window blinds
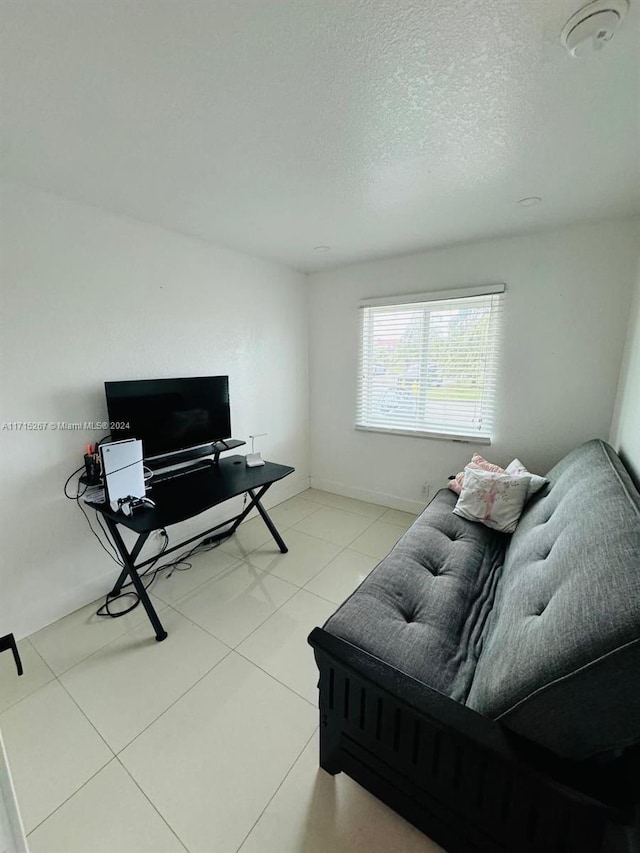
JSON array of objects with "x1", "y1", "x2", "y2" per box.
[{"x1": 356, "y1": 286, "x2": 504, "y2": 442}]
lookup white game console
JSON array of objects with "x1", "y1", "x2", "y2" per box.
[{"x1": 100, "y1": 439, "x2": 146, "y2": 513}]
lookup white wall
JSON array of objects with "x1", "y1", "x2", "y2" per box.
[
  {"x1": 309, "y1": 219, "x2": 640, "y2": 512},
  {"x1": 0, "y1": 184, "x2": 309, "y2": 639},
  {"x1": 610, "y1": 252, "x2": 640, "y2": 487}
]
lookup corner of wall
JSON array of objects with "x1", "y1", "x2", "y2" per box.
[{"x1": 609, "y1": 250, "x2": 640, "y2": 488}]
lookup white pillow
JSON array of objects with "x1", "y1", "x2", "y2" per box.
[
  {"x1": 505, "y1": 458, "x2": 548, "y2": 500},
  {"x1": 453, "y1": 467, "x2": 531, "y2": 534}
]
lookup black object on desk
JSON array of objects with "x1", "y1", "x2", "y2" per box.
[
  {"x1": 86, "y1": 455, "x2": 294, "y2": 641},
  {"x1": 0, "y1": 634, "x2": 23, "y2": 676}
]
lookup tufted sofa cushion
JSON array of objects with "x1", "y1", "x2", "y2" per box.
[
  {"x1": 322, "y1": 489, "x2": 508, "y2": 702},
  {"x1": 466, "y1": 439, "x2": 640, "y2": 759}
]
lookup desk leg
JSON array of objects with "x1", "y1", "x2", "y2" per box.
[
  {"x1": 104, "y1": 520, "x2": 168, "y2": 642},
  {"x1": 109, "y1": 531, "x2": 150, "y2": 597},
  {"x1": 109, "y1": 565, "x2": 129, "y2": 597},
  {"x1": 248, "y1": 487, "x2": 288, "y2": 554}
]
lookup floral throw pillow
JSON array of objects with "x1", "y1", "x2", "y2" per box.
[
  {"x1": 505, "y1": 458, "x2": 549, "y2": 500},
  {"x1": 453, "y1": 466, "x2": 531, "y2": 533},
  {"x1": 448, "y1": 453, "x2": 505, "y2": 495}
]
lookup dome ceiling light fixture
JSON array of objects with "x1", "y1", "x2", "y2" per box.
[{"x1": 561, "y1": 0, "x2": 630, "y2": 57}]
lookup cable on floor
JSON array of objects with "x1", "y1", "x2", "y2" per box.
[{"x1": 64, "y1": 463, "x2": 241, "y2": 620}]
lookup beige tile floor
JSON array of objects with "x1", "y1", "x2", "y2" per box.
[{"x1": 0, "y1": 489, "x2": 443, "y2": 853}]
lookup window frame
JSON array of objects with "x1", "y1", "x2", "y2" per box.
[{"x1": 355, "y1": 284, "x2": 505, "y2": 445}]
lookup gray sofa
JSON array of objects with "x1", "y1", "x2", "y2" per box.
[{"x1": 308, "y1": 439, "x2": 640, "y2": 853}]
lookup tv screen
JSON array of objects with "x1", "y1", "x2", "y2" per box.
[{"x1": 104, "y1": 376, "x2": 231, "y2": 459}]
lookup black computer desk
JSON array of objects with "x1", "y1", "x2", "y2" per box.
[{"x1": 87, "y1": 455, "x2": 295, "y2": 641}]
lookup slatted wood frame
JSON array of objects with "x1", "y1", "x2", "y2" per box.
[{"x1": 309, "y1": 628, "x2": 640, "y2": 853}]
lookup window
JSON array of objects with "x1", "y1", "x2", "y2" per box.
[{"x1": 356, "y1": 285, "x2": 504, "y2": 443}]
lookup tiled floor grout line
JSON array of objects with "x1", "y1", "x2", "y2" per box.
[
  {"x1": 49, "y1": 675, "x2": 125, "y2": 835},
  {"x1": 24, "y1": 552, "x2": 349, "y2": 744},
  {"x1": 31, "y1": 548, "x2": 239, "y2": 680},
  {"x1": 30, "y1": 676, "x2": 328, "y2": 852},
  {"x1": 37, "y1": 597, "x2": 173, "y2": 679},
  {"x1": 15, "y1": 648, "x2": 212, "y2": 850},
  {"x1": 168, "y1": 522, "x2": 383, "y2": 660},
  {"x1": 14, "y1": 490, "x2": 404, "y2": 848},
  {"x1": 166, "y1": 503, "x2": 343, "y2": 594},
  {"x1": 298, "y1": 585, "x2": 345, "y2": 607},
  {"x1": 166, "y1": 583, "x2": 301, "y2": 656},
  {"x1": 25, "y1": 753, "x2": 115, "y2": 838},
  {"x1": 26, "y1": 500, "x2": 304, "y2": 675},
  {"x1": 233, "y1": 649, "x2": 317, "y2": 709},
  {"x1": 0, "y1": 640, "x2": 57, "y2": 717},
  {"x1": 289, "y1": 506, "x2": 386, "y2": 532},
  {"x1": 56, "y1": 675, "x2": 117, "y2": 754},
  {"x1": 100, "y1": 497, "x2": 322, "y2": 618},
  {"x1": 138, "y1": 533, "x2": 256, "y2": 612},
  {"x1": 299, "y1": 585, "x2": 341, "y2": 606},
  {"x1": 29, "y1": 605, "x2": 236, "y2": 764},
  {"x1": 288, "y1": 521, "x2": 377, "y2": 548},
  {"x1": 300, "y1": 490, "x2": 391, "y2": 515},
  {"x1": 23, "y1": 637, "x2": 54, "y2": 674},
  {"x1": 115, "y1": 755, "x2": 190, "y2": 852},
  {"x1": 228, "y1": 584, "x2": 344, "y2": 656},
  {"x1": 153, "y1": 553, "x2": 247, "y2": 608},
  {"x1": 166, "y1": 574, "x2": 332, "y2": 710},
  {"x1": 234, "y1": 726, "x2": 320, "y2": 853},
  {"x1": 113, "y1": 644, "x2": 235, "y2": 756},
  {"x1": 17, "y1": 496, "x2": 389, "y2": 729},
  {"x1": 105, "y1": 635, "x2": 317, "y2": 849},
  {"x1": 25, "y1": 490, "x2": 383, "y2": 677},
  {"x1": 200, "y1": 558, "x2": 338, "y2": 651},
  {"x1": 0, "y1": 642, "x2": 108, "y2": 836}
]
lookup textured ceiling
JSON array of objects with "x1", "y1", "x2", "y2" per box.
[{"x1": 2, "y1": 0, "x2": 639, "y2": 271}]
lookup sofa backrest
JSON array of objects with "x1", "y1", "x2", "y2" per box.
[{"x1": 466, "y1": 439, "x2": 640, "y2": 760}]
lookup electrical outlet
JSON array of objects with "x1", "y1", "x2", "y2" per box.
[{"x1": 421, "y1": 482, "x2": 430, "y2": 498}]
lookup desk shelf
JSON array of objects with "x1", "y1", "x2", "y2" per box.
[
  {"x1": 81, "y1": 438, "x2": 247, "y2": 487},
  {"x1": 144, "y1": 438, "x2": 246, "y2": 471}
]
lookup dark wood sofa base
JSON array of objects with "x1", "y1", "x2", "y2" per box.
[{"x1": 310, "y1": 628, "x2": 640, "y2": 853}]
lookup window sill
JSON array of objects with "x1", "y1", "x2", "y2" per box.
[{"x1": 355, "y1": 424, "x2": 492, "y2": 445}]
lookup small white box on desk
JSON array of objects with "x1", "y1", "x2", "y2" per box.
[{"x1": 246, "y1": 432, "x2": 267, "y2": 467}]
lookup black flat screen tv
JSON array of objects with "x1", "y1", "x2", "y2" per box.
[{"x1": 104, "y1": 376, "x2": 231, "y2": 460}]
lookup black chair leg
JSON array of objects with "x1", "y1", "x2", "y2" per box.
[{"x1": 0, "y1": 633, "x2": 23, "y2": 676}]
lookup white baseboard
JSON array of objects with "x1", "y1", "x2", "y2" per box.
[
  {"x1": 309, "y1": 476, "x2": 426, "y2": 514},
  {"x1": 243, "y1": 471, "x2": 311, "y2": 519},
  {"x1": 263, "y1": 471, "x2": 312, "y2": 507},
  {"x1": 15, "y1": 567, "x2": 124, "y2": 641}
]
